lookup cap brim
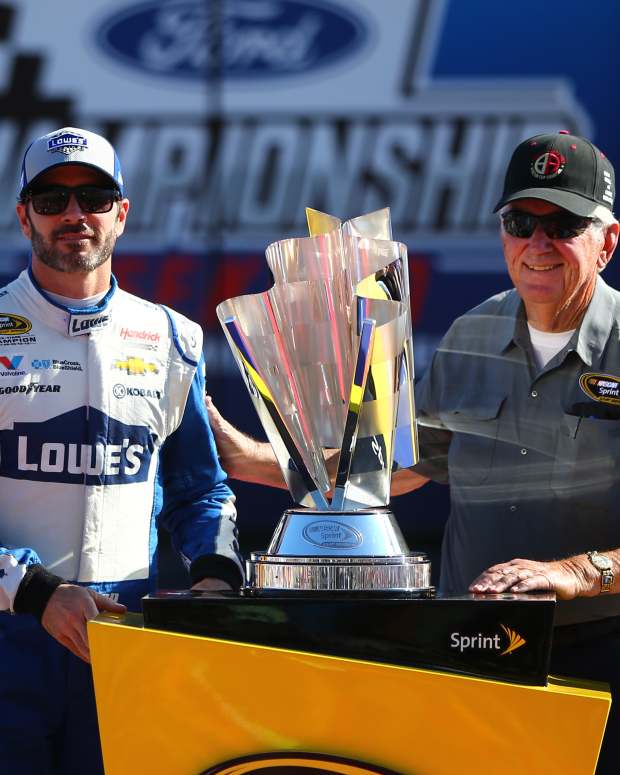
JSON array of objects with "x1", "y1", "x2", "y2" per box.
[
  {"x1": 20, "y1": 161, "x2": 123, "y2": 196},
  {"x1": 493, "y1": 188, "x2": 604, "y2": 217}
]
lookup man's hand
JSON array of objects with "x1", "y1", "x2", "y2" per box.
[
  {"x1": 41, "y1": 584, "x2": 126, "y2": 663},
  {"x1": 469, "y1": 557, "x2": 590, "y2": 600},
  {"x1": 191, "y1": 578, "x2": 233, "y2": 592},
  {"x1": 205, "y1": 394, "x2": 290, "y2": 488}
]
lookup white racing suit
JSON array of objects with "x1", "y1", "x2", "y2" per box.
[{"x1": 0, "y1": 267, "x2": 243, "y2": 773}]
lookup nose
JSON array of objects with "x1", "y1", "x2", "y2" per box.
[
  {"x1": 529, "y1": 223, "x2": 552, "y2": 252},
  {"x1": 61, "y1": 193, "x2": 86, "y2": 221}
]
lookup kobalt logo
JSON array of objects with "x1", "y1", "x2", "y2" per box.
[
  {"x1": 113, "y1": 383, "x2": 161, "y2": 400},
  {"x1": 97, "y1": 0, "x2": 368, "y2": 80},
  {"x1": 450, "y1": 625, "x2": 526, "y2": 656}
]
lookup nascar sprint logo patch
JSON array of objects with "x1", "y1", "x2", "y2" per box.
[
  {"x1": 579, "y1": 373, "x2": 620, "y2": 405},
  {"x1": 202, "y1": 752, "x2": 402, "y2": 774},
  {"x1": 0, "y1": 314, "x2": 32, "y2": 336}
]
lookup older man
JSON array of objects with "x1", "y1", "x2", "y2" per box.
[
  {"x1": 208, "y1": 131, "x2": 620, "y2": 772},
  {"x1": 0, "y1": 127, "x2": 243, "y2": 774}
]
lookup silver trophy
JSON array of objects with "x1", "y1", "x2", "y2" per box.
[{"x1": 217, "y1": 208, "x2": 432, "y2": 595}]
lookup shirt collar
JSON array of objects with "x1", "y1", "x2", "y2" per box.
[
  {"x1": 20, "y1": 266, "x2": 118, "y2": 337},
  {"x1": 494, "y1": 277, "x2": 616, "y2": 367},
  {"x1": 574, "y1": 276, "x2": 617, "y2": 367}
]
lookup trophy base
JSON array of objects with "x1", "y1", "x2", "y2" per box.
[{"x1": 246, "y1": 507, "x2": 433, "y2": 594}]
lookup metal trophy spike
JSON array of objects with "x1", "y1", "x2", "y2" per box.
[{"x1": 217, "y1": 208, "x2": 432, "y2": 595}]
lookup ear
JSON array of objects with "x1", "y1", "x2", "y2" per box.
[
  {"x1": 114, "y1": 198, "x2": 130, "y2": 237},
  {"x1": 598, "y1": 221, "x2": 619, "y2": 271},
  {"x1": 16, "y1": 202, "x2": 31, "y2": 240}
]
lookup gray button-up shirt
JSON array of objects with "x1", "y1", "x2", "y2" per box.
[{"x1": 415, "y1": 276, "x2": 620, "y2": 625}]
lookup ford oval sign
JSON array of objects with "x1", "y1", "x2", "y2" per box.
[{"x1": 96, "y1": 0, "x2": 369, "y2": 81}]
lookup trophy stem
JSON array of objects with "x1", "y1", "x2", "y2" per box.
[{"x1": 332, "y1": 317, "x2": 376, "y2": 511}]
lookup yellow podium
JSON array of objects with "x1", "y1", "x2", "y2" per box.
[{"x1": 90, "y1": 604, "x2": 609, "y2": 775}]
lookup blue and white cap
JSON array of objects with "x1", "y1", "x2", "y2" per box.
[{"x1": 19, "y1": 127, "x2": 124, "y2": 197}]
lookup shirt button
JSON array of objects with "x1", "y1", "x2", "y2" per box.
[
  {"x1": 520, "y1": 448, "x2": 528, "y2": 455},
  {"x1": 531, "y1": 390, "x2": 538, "y2": 398},
  {"x1": 509, "y1": 505, "x2": 517, "y2": 512}
]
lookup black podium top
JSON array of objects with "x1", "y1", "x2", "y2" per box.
[{"x1": 142, "y1": 591, "x2": 555, "y2": 686}]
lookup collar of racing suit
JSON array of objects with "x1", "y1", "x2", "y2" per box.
[{"x1": 25, "y1": 265, "x2": 118, "y2": 338}]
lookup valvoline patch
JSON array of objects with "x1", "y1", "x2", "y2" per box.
[{"x1": 579, "y1": 372, "x2": 620, "y2": 405}]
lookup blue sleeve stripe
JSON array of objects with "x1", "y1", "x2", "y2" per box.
[{"x1": 160, "y1": 305, "x2": 198, "y2": 367}]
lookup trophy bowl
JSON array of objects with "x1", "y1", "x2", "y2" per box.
[{"x1": 217, "y1": 208, "x2": 433, "y2": 597}]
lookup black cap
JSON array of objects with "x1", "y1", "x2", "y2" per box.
[{"x1": 494, "y1": 131, "x2": 615, "y2": 217}]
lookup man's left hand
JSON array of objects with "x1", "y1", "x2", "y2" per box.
[
  {"x1": 469, "y1": 557, "x2": 588, "y2": 600},
  {"x1": 191, "y1": 578, "x2": 233, "y2": 592}
]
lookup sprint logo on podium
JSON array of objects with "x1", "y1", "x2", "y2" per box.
[{"x1": 451, "y1": 624, "x2": 526, "y2": 657}]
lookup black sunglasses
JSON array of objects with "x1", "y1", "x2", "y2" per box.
[
  {"x1": 501, "y1": 209, "x2": 597, "y2": 240},
  {"x1": 25, "y1": 185, "x2": 121, "y2": 216}
]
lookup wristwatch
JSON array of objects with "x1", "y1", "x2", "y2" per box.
[{"x1": 587, "y1": 551, "x2": 614, "y2": 593}]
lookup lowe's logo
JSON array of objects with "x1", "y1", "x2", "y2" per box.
[
  {"x1": 69, "y1": 313, "x2": 110, "y2": 336},
  {"x1": 47, "y1": 132, "x2": 88, "y2": 155},
  {"x1": 97, "y1": 0, "x2": 368, "y2": 80},
  {"x1": 0, "y1": 407, "x2": 157, "y2": 485}
]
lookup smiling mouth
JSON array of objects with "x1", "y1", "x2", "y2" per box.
[{"x1": 524, "y1": 263, "x2": 561, "y2": 272}]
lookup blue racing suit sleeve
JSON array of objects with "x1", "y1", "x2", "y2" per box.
[
  {"x1": 158, "y1": 356, "x2": 244, "y2": 589},
  {"x1": 0, "y1": 547, "x2": 64, "y2": 617}
]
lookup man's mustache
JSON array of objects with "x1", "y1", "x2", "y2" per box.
[{"x1": 53, "y1": 225, "x2": 96, "y2": 238}]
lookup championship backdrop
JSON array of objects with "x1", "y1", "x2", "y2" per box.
[{"x1": 3, "y1": 0, "x2": 619, "y2": 579}]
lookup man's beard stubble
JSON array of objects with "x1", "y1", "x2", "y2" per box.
[{"x1": 27, "y1": 213, "x2": 117, "y2": 274}]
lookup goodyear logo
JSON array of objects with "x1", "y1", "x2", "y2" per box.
[
  {"x1": 0, "y1": 314, "x2": 32, "y2": 336},
  {"x1": 579, "y1": 372, "x2": 620, "y2": 405},
  {"x1": 450, "y1": 624, "x2": 526, "y2": 656},
  {"x1": 203, "y1": 752, "x2": 401, "y2": 774},
  {"x1": 113, "y1": 357, "x2": 159, "y2": 376}
]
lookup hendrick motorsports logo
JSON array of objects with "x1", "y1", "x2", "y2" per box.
[
  {"x1": 450, "y1": 624, "x2": 526, "y2": 657},
  {"x1": 202, "y1": 752, "x2": 402, "y2": 775}
]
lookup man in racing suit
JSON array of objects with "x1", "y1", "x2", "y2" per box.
[{"x1": 0, "y1": 127, "x2": 244, "y2": 774}]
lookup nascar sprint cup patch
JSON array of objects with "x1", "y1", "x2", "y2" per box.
[{"x1": 579, "y1": 373, "x2": 620, "y2": 405}]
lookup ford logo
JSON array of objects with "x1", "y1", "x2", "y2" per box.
[{"x1": 96, "y1": 0, "x2": 369, "y2": 80}]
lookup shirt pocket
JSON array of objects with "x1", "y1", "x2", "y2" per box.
[
  {"x1": 441, "y1": 393, "x2": 506, "y2": 486},
  {"x1": 551, "y1": 414, "x2": 620, "y2": 502}
]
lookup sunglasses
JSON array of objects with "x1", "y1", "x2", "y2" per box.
[
  {"x1": 501, "y1": 210, "x2": 596, "y2": 240},
  {"x1": 25, "y1": 185, "x2": 121, "y2": 216}
]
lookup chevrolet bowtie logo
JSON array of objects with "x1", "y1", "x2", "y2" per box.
[
  {"x1": 500, "y1": 624, "x2": 527, "y2": 656},
  {"x1": 113, "y1": 357, "x2": 159, "y2": 376}
]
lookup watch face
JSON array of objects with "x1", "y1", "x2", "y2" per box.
[{"x1": 591, "y1": 553, "x2": 613, "y2": 571}]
